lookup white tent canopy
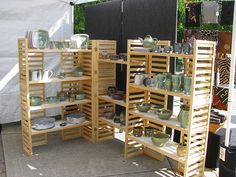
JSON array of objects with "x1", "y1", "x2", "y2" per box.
[{"x1": 0, "y1": 0, "x2": 97, "y2": 123}]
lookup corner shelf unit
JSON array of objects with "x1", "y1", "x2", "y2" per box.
[
  {"x1": 125, "y1": 39, "x2": 216, "y2": 177},
  {"x1": 18, "y1": 38, "x2": 98, "y2": 156}
]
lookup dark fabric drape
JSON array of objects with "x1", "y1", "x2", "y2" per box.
[{"x1": 221, "y1": 1, "x2": 234, "y2": 25}]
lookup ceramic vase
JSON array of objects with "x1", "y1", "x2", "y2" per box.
[
  {"x1": 183, "y1": 76, "x2": 192, "y2": 95},
  {"x1": 172, "y1": 74, "x2": 181, "y2": 92}
]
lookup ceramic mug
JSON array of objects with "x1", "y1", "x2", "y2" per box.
[
  {"x1": 156, "y1": 74, "x2": 166, "y2": 89},
  {"x1": 31, "y1": 70, "x2": 42, "y2": 81},
  {"x1": 134, "y1": 73, "x2": 145, "y2": 85},
  {"x1": 183, "y1": 76, "x2": 192, "y2": 95},
  {"x1": 172, "y1": 75, "x2": 181, "y2": 92},
  {"x1": 42, "y1": 70, "x2": 53, "y2": 81}
]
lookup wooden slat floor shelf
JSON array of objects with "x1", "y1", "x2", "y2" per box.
[
  {"x1": 31, "y1": 120, "x2": 90, "y2": 135},
  {"x1": 99, "y1": 95, "x2": 126, "y2": 107},
  {"x1": 129, "y1": 51, "x2": 194, "y2": 59},
  {"x1": 27, "y1": 48, "x2": 92, "y2": 53},
  {"x1": 128, "y1": 135, "x2": 185, "y2": 164},
  {"x1": 129, "y1": 110, "x2": 187, "y2": 133},
  {"x1": 99, "y1": 117, "x2": 125, "y2": 131},
  {"x1": 99, "y1": 59, "x2": 128, "y2": 65},
  {"x1": 130, "y1": 83, "x2": 191, "y2": 100},
  {"x1": 30, "y1": 99, "x2": 91, "y2": 111},
  {"x1": 29, "y1": 76, "x2": 91, "y2": 84}
]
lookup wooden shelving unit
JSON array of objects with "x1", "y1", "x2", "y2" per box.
[
  {"x1": 93, "y1": 40, "x2": 128, "y2": 142},
  {"x1": 125, "y1": 39, "x2": 216, "y2": 177},
  {"x1": 18, "y1": 38, "x2": 98, "y2": 156}
]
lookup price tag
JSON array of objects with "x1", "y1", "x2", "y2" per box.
[{"x1": 220, "y1": 146, "x2": 226, "y2": 162}]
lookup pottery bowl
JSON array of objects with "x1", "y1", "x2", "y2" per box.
[
  {"x1": 75, "y1": 93, "x2": 85, "y2": 100},
  {"x1": 30, "y1": 96, "x2": 42, "y2": 106},
  {"x1": 151, "y1": 133, "x2": 170, "y2": 147},
  {"x1": 156, "y1": 109, "x2": 172, "y2": 120},
  {"x1": 136, "y1": 103, "x2": 151, "y2": 112},
  {"x1": 104, "y1": 112, "x2": 115, "y2": 119}
]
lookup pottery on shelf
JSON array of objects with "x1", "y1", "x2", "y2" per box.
[
  {"x1": 107, "y1": 86, "x2": 117, "y2": 97},
  {"x1": 30, "y1": 96, "x2": 42, "y2": 106},
  {"x1": 57, "y1": 91, "x2": 68, "y2": 101},
  {"x1": 75, "y1": 93, "x2": 85, "y2": 100},
  {"x1": 31, "y1": 117, "x2": 56, "y2": 130},
  {"x1": 46, "y1": 96, "x2": 60, "y2": 103},
  {"x1": 72, "y1": 66, "x2": 83, "y2": 77},
  {"x1": 66, "y1": 112, "x2": 86, "y2": 124},
  {"x1": 151, "y1": 132, "x2": 170, "y2": 147},
  {"x1": 133, "y1": 126, "x2": 143, "y2": 137},
  {"x1": 136, "y1": 102, "x2": 151, "y2": 112},
  {"x1": 183, "y1": 76, "x2": 192, "y2": 95},
  {"x1": 156, "y1": 109, "x2": 172, "y2": 120},
  {"x1": 138, "y1": 35, "x2": 158, "y2": 49},
  {"x1": 177, "y1": 143, "x2": 187, "y2": 157},
  {"x1": 104, "y1": 112, "x2": 115, "y2": 119},
  {"x1": 178, "y1": 105, "x2": 190, "y2": 128},
  {"x1": 144, "y1": 127, "x2": 154, "y2": 137},
  {"x1": 112, "y1": 91, "x2": 124, "y2": 100},
  {"x1": 172, "y1": 74, "x2": 182, "y2": 92},
  {"x1": 156, "y1": 74, "x2": 166, "y2": 89}
]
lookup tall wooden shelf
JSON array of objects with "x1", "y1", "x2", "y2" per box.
[
  {"x1": 18, "y1": 38, "x2": 98, "y2": 156},
  {"x1": 93, "y1": 40, "x2": 127, "y2": 142},
  {"x1": 125, "y1": 39, "x2": 216, "y2": 177}
]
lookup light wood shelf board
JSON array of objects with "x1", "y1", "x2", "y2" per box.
[
  {"x1": 31, "y1": 120, "x2": 90, "y2": 135},
  {"x1": 99, "y1": 95, "x2": 126, "y2": 107},
  {"x1": 129, "y1": 84, "x2": 191, "y2": 100},
  {"x1": 99, "y1": 59, "x2": 128, "y2": 65},
  {"x1": 129, "y1": 110, "x2": 187, "y2": 133},
  {"x1": 128, "y1": 135, "x2": 185, "y2": 163},
  {"x1": 99, "y1": 117, "x2": 125, "y2": 131},
  {"x1": 30, "y1": 99, "x2": 91, "y2": 111},
  {"x1": 29, "y1": 76, "x2": 91, "y2": 84}
]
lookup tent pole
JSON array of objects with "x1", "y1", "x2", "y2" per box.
[{"x1": 225, "y1": 2, "x2": 236, "y2": 147}]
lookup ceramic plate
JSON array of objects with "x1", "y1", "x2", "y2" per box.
[{"x1": 32, "y1": 117, "x2": 55, "y2": 130}]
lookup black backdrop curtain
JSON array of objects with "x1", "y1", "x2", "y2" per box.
[{"x1": 85, "y1": 0, "x2": 177, "y2": 95}]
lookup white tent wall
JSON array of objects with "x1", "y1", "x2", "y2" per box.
[{"x1": 0, "y1": 0, "x2": 73, "y2": 123}]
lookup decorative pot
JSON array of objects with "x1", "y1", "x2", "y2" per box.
[
  {"x1": 156, "y1": 74, "x2": 166, "y2": 89},
  {"x1": 151, "y1": 133, "x2": 170, "y2": 147},
  {"x1": 136, "y1": 102, "x2": 151, "y2": 112}
]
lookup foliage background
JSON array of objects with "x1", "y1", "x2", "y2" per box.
[{"x1": 74, "y1": 0, "x2": 233, "y2": 40}]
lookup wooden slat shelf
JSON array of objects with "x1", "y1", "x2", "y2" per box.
[
  {"x1": 29, "y1": 76, "x2": 91, "y2": 84},
  {"x1": 28, "y1": 48, "x2": 92, "y2": 53},
  {"x1": 129, "y1": 83, "x2": 191, "y2": 100},
  {"x1": 99, "y1": 117, "x2": 125, "y2": 131},
  {"x1": 99, "y1": 59, "x2": 128, "y2": 65},
  {"x1": 99, "y1": 95, "x2": 126, "y2": 107},
  {"x1": 31, "y1": 120, "x2": 91, "y2": 135},
  {"x1": 30, "y1": 99, "x2": 91, "y2": 111},
  {"x1": 128, "y1": 135, "x2": 185, "y2": 164},
  {"x1": 129, "y1": 51, "x2": 194, "y2": 59},
  {"x1": 129, "y1": 110, "x2": 187, "y2": 133}
]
